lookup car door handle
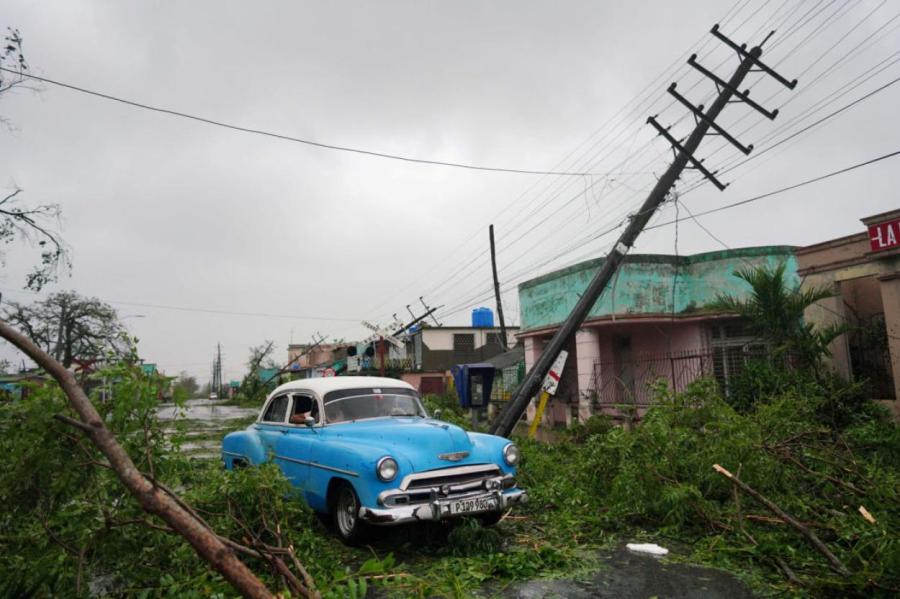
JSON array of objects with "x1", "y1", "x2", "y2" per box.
[{"x1": 280, "y1": 429, "x2": 288, "y2": 434}]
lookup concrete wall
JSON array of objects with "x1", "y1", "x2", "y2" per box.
[
  {"x1": 797, "y1": 213, "x2": 900, "y2": 408},
  {"x1": 416, "y1": 327, "x2": 518, "y2": 371},
  {"x1": 518, "y1": 247, "x2": 798, "y2": 333},
  {"x1": 420, "y1": 327, "x2": 517, "y2": 351}
]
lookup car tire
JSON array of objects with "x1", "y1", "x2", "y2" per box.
[
  {"x1": 479, "y1": 511, "x2": 504, "y2": 527},
  {"x1": 331, "y1": 481, "x2": 368, "y2": 545}
]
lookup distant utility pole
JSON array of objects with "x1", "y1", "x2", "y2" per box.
[
  {"x1": 212, "y1": 343, "x2": 223, "y2": 396},
  {"x1": 489, "y1": 224, "x2": 509, "y2": 351},
  {"x1": 490, "y1": 24, "x2": 796, "y2": 438}
]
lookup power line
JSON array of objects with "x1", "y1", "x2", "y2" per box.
[
  {"x1": 0, "y1": 287, "x2": 362, "y2": 322},
  {"x1": 365, "y1": 0, "x2": 756, "y2": 317},
  {"x1": 440, "y1": 146, "x2": 900, "y2": 320},
  {"x1": 439, "y1": 3, "x2": 898, "y2": 324},
  {"x1": 678, "y1": 5, "x2": 900, "y2": 193},
  {"x1": 0, "y1": 66, "x2": 591, "y2": 177},
  {"x1": 648, "y1": 147, "x2": 900, "y2": 228}
]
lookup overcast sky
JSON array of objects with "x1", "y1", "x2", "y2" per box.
[{"x1": 1, "y1": 0, "x2": 898, "y2": 383}]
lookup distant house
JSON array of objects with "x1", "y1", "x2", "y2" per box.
[
  {"x1": 400, "y1": 324, "x2": 519, "y2": 394},
  {"x1": 0, "y1": 369, "x2": 48, "y2": 400},
  {"x1": 287, "y1": 343, "x2": 341, "y2": 371},
  {"x1": 516, "y1": 246, "x2": 798, "y2": 427}
]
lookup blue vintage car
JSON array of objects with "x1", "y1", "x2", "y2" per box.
[{"x1": 221, "y1": 376, "x2": 527, "y2": 543}]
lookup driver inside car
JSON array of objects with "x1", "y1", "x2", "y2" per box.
[{"x1": 289, "y1": 395, "x2": 315, "y2": 425}]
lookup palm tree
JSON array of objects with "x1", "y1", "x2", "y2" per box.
[{"x1": 709, "y1": 262, "x2": 845, "y2": 370}]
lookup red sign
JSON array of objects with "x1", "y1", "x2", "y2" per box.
[{"x1": 868, "y1": 217, "x2": 900, "y2": 253}]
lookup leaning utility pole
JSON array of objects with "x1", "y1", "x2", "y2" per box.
[
  {"x1": 490, "y1": 24, "x2": 796, "y2": 437},
  {"x1": 489, "y1": 224, "x2": 509, "y2": 351}
]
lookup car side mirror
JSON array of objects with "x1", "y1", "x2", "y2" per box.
[
  {"x1": 304, "y1": 416, "x2": 316, "y2": 427},
  {"x1": 433, "y1": 409, "x2": 442, "y2": 419}
]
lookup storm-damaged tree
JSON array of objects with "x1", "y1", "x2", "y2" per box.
[
  {"x1": 1, "y1": 27, "x2": 70, "y2": 290},
  {"x1": 235, "y1": 340, "x2": 278, "y2": 403},
  {"x1": 173, "y1": 370, "x2": 200, "y2": 398},
  {"x1": 3, "y1": 291, "x2": 130, "y2": 368}
]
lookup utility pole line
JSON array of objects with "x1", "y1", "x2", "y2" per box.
[
  {"x1": 419, "y1": 296, "x2": 441, "y2": 327},
  {"x1": 262, "y1": 333, "x2": 327, "y2": 387},
  {"x1": 490, "y1": 24, "x2": 796, "y2": 438},
  {"x1": 391, "y1": 305, "x2": 441, "y2": 337},
  {"x1": 489, "y1": 224, "x2": 509, "y2": 351}
]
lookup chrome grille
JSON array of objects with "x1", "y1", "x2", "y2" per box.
[{"x1": 400, "y1": 464, "x2": 500, "y2": 491}]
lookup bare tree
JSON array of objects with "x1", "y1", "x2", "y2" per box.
[
  {"x1": 1, "y1": 27, "x2": 70, "y2": 290},
  {"x1": 3, "y1": 291, "x2": 129, "y2": 368}
]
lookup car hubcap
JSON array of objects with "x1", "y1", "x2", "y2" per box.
[{"x1": 337, "y1": 488, "x2": 356, "y2": 535}]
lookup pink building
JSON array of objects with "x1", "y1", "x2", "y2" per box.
[{"x1": 517, "y1": 247, "x2": 797, "y2": 427}]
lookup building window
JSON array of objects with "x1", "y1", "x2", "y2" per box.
[
  {"x1": 453, "y1": 333, "x2": 475, "y2": 353},
  {"x1": 709, "y1": 321, "x2": 764, "y2": 395},
  {"x1": 487, "y1": 332, "x2": 504, "y2": 348}
]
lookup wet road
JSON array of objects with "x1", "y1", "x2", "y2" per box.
[
  {"x1": 499, "y1": 547, "x2": 756, "y2": 599},
  {"x1": 156, "y1": 398, "x2": 256, "y2": 459}
]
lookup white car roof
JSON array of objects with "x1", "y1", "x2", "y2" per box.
[{"x1": 269, "y1": 376, "x2": 416, "y2": 398}]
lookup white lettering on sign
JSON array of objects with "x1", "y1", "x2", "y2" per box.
[{"x1": 869, "y1": 218, "x2": 900, "y2": 252}]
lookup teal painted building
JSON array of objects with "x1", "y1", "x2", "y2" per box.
[{"x1": 517, "y1": 246, "x2": 798, "y2": 427}]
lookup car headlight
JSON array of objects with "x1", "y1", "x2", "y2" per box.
[
  {"x1": 376, "y1": 456, "x2": 398, "y2": 482},
  {"x1": 503, "y1": 443, "x2": 520, "y2": 466}
]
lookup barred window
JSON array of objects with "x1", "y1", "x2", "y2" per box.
[{"x1": 453, "y1": 333, "x2": 475, "y2": 353}]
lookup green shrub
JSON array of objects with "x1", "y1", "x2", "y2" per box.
[{"x1": 580, "y1": 377, "x2": 899, "y2": 596}]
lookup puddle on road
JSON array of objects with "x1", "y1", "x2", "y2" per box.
[
  {"x1": 156, "y1": 398, "x2": 257, "y2": 421},
  {"x1": 156, "y1": 399, "x2": 257, "y2": 459},
  {"x1": 495, "y1": 547, "x2": 756, "y2": 599}
]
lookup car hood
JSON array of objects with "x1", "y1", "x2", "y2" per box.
[{"x1": 324, "y1": 418, "x2": 476, "y2": 470}]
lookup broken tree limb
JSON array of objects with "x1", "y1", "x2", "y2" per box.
[
  {"x1": 731, "y1": 464, "x2": 803, "y2": 586},
  {"x1": 0, "y1": 319, "x2": 276, "y2": 599},
  {"x1": 713, "y1": 463, "x2": 850, "y2": 577}
]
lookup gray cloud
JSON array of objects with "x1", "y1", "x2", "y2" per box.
[{"x1": 1, "y1": 0, "x2": 898, "y2": 381}]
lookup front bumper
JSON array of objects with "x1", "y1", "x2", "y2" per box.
[{"x1": 358, "y1": 488, "x2": 528, "y2": 525}]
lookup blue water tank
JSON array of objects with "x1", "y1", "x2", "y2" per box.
[{"x1": 471, "y1": 307, "x2": 494, "y2": 328}]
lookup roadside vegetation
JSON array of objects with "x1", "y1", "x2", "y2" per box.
[{"x1": 2, "y1": 367, "x2": 896, "y2": 597}]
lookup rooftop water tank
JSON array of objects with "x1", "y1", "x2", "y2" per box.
[{"x1": 471, "y1": 307, "x2": 494, "y2": 328}]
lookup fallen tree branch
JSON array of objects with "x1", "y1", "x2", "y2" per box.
[
  {"x1": 713, "y1": 463, "x2": 850, "y2": 577},
  {"x1": 0, "y1": 319, "x2": 275, "y2": 598},
  {"x1": 730, "y1": 465, "x2": 803, "y2": 586},
  {"x1": 744, "y1": 514, "x2": 831, "y2": 530}
]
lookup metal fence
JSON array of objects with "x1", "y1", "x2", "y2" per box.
[{"x1": 589, "y1": 346, "x2": 767, "y2": 408}]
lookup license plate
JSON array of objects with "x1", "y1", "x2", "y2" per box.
[{"x1": 448, "y1": 494, "x2": 497, "y2": 515}]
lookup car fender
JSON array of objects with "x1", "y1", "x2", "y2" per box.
[
  {"x1": 467, "y1": 432, "x2": 517, "y2": 476},
  {"x1": 306, "y1": 438, "x2": 413, "y2": 511},
  {"x1": 222, "y1": 429, "x2": 267, "y2": 468}
]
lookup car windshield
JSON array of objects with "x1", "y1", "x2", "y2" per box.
[{"x1": 323, "y1": 387, "x2": 426, "y2": 424}]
